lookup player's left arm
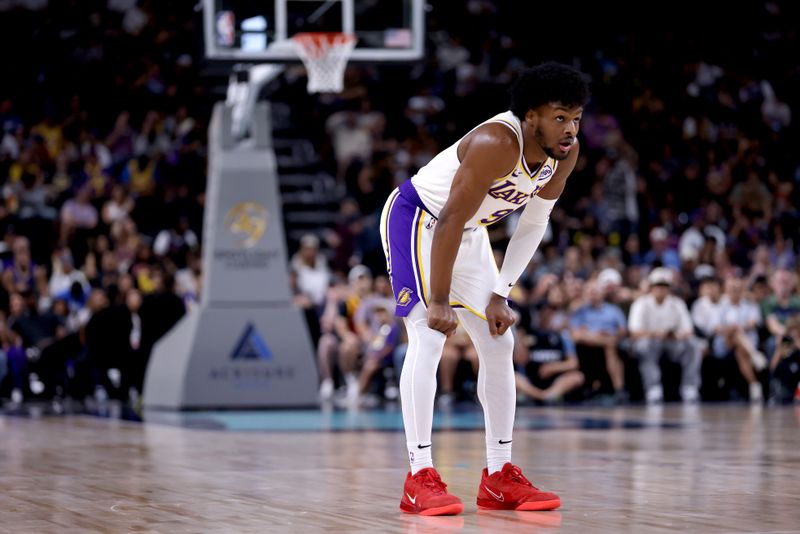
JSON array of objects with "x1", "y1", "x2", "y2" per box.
[{"x1": 490, "y1": 141, "x2": 580, "y2": 301}]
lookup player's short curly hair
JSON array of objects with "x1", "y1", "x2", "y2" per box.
[{"x1": 509, "y1": 62, "x2": 590, "y2": 119}]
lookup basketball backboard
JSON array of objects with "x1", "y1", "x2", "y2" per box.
[{"x1": 204, "y1": 0, "x2": 424, "y2": 62}]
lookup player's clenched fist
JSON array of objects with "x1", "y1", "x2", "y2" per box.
[
  {"x1": 485, "y1": 294, "x2": 516, "y2": 337},
  {"x1": 427, "y1": 301, "x2": 458, "y2": 337}
]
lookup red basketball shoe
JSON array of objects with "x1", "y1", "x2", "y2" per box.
[
  {"x1": 400, "y1": 468, "x2": 464, "y2": 516},
  {"x1": 477, "y1": 463, "x2": 561, "y2": 511}
]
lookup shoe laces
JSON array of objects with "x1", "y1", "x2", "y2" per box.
[
  {"x1": 416, "y1": 470, "x2": 447, "y2": 494},
  {"x1": 506, "y1": 465, "x2": 536, "y2": 489}
]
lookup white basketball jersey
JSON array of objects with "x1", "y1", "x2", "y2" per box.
[{"x1": 410, "y1": 110, "x2": 558, "y2": 228}]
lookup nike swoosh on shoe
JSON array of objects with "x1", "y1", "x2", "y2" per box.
[{"x1": 483, "y1": 486, "x2": 504, "y2": 501}]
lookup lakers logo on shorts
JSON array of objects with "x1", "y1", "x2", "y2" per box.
[{"x1": 397, "y1": 287, "x2": 414, "y2": 307}]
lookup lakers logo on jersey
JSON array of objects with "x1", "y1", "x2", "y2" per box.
[
  {"x1": 487, "y1": 179, "x2": 530, "y2": 206},
  {"x1": 397, "y1": 287, "x2": 414, "y2": 307}
]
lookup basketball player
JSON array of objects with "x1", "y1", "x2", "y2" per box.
[{"x1": 380, "y1": 62, "x2": 589, "y2": 515}]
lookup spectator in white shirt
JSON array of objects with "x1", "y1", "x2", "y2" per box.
[
  {"x1": 153, "y1": 216, "x2": 198, "y2": 258},
  {"x1": 691, "y1": 275, "x2": 723, "y2": 344},
  {"x1": 48, "y1": 249, "x2": 89, "y2": 299},
  {"x1": 628, "y1": 268, "x2": 701, "y2": 404},
  {"x1": 290, "y1": 234, "x2": 331, "y2": 309},
  {"x1": 712, "y1": 276, "x2": 765, "y2": 402}
]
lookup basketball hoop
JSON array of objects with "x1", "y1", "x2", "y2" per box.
[{"x1": 291, "y1": 32, "x2": 357, "y2": 94}]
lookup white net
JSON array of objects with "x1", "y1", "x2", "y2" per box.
[{"x1": 291, "y1": 33, "x2": 357, "y2": 94}]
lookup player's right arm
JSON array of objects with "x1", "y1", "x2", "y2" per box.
[{"x1": 427, "y1": 124, "x2": 519, "y2": 336}]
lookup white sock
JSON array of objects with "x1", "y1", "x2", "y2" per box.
[
  {"x1": 400, "y1": 304, "x2": 447, "y2": 473},
  {"x1": 456, "y1": 310, "x2": 516, "y2": 475},
  {"x1": 408, "y1": 442, "x2": 434, "y2": 475},
  {"x1": 486, "y1": 437, "x2": 512, "y2": 474}
]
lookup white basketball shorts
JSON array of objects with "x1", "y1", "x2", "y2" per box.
[{"x1": 379, "y1": 181, "x2": 499, "y2": 320}]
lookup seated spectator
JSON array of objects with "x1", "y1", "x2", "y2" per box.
[
  {"x1": 729, "y1": 170, "x2": 772, "y2": 230},
  {"x1": 643, "y1": 227, "x2": 681, "y2": 269},
  {"x1": 355, "y1": 299, "x2": 400, "y2": 402},
  {"x1": 290, "y1": 233, "x2": 331, "y2": 309},
  {"x1": 317, "y1": 265, "x2": 372, "y2": 401},
  {"x1": 598, "y1": 267, "x2": 635, "y2": 311},
  {"x1": 569, "y1": 280, "x2": 627, "y2": 399},
  {"x1": 326, "y1": 108, "x2": 375, "y2": 182},
  {"x1": 679, "y1": 211, "x2": 707, "y2": 262},
  {"x1": 438, "y1": 325, "x2": 479, "y2": 407},
  {"x1": 516, "y1": 304, "x2": 584, "y2": 403},
  {"x1": 110, "y1": 218, "x2": 139, "y2": 272},
  {"x1": 59, "y1": 186, "x2": 98, "y2": 265},
  {"x1": 629, "y1": 268, "x2": 701, "y2": 403},
  {"x1": 121, "y1": 288, "x2": 144, "y2": 400},
  {"x1": 48, "y1": 249, "x2": 89, "y2": 299},
  {"x1": 749, "y1": 274, "x2": 771, "y2": 304},
  {"x1": 2, "y1": 236, "x2": 35, "y2": 294},
  {"x1": 712, "y1": 276, "x2": 766, "y2": 402},
  {"x1": 175, "y1": 250, "x2": 202, "y2": 311},
  {"x1": 691, "y1": 275, "x2": 723, "y2": 348},
  {"x1": 59, "y1": 186, "x2": 98, "y2": 237},
  {"x1": 769, "y1": 315, "x2": 800, "y2": 404},
  {"x1": 763, "y1": 269, "x2": 800, "y2": 356},
  {"x1": 767, "y1": 225, "x2": 796, "y2": 270},
  {"x1": 3, "y1": 301, "x2": 27, "y2": 404},
  {"x1": 7, "y1": 291, "x2": 61, "y2": 356},
  {"x1": 5, "y1": 291, "x2": 63, "y2": 401},
  {"x1": 101, "y1": 184, "x2": 135, "y2": 226},
  {"x1": 153, "y1": 216, "x2": 198, "y2": 265},
  {"x1": 84, "y1": 288, "x2": 127, "y2": 400},
  {"x1": 121, "y1": 154, "x2": 158, "y2": 196},
  {"x1": 17, "y1": 170, "x2": 57, "y2": 222}
]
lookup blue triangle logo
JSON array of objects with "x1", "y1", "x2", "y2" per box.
[{"x1": 231, "y1": 323, "x2": 273, "y2": 360}]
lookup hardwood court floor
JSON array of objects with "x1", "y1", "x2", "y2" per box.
[{"x1": 1, "y1": 404, "x2": 798, "y2": 533}]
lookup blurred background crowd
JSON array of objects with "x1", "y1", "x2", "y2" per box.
[{"x1": 1, "y1": 0, "x2": 799, "y2": 409}]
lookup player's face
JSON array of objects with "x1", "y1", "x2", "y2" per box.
[{"x1": 529, "y1": 103, "x2": 582, "y2": 161}]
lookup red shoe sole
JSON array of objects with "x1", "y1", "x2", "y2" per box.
[
  {"x1": 516, "y1": 498, "x2": 561, "y2": 511},
  {"x1": 400, "y1": 502, "x2": 464, "y2": 516},
  {"x1": 477, "y1": 498, "x2": 561, "y2": 511}
]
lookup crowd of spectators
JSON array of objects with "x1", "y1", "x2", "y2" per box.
[
  {"x1": 2, "y1": 1, "x2": 799, "y2": 408},
  {"x1": 0, "y1": 0, "x2": 208, "y2": 406}
]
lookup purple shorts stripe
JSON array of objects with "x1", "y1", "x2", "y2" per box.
[
  {"x1": 399, "y1": 179, "x2": 431, "y2": 214},
  {"x1": 385, "y1": 193, "x2": 424, "y2": 317}
]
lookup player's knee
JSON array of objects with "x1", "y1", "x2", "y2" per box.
[
  {"x1": 414, "y1": 326, "x2": 448, "y2": 352},
  {"x1": 494, "y1": 329, "x2": 515, "y2": 356}
]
